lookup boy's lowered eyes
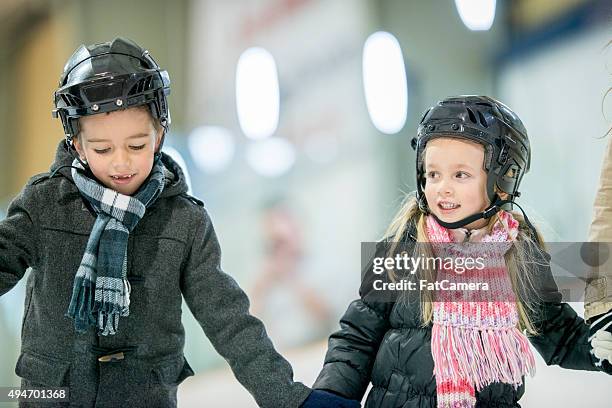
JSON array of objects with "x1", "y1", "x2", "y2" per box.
[{"x1": 93, "y1": 144, "x2": 147, "y2": 154}]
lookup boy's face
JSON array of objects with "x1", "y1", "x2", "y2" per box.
[
  {"x1": 423, "y1": 137, "x2": 490, "y2": 230},
  {"x1": 73, "y1": 107, "x2": 162, "y2": 196}
]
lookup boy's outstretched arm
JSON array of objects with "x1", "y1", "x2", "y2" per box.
[
  {"x1": 0, "y1": 182, "x2": 39, "y2": 297},
  {"x1": 179, "y1": 207, "x2": 312, "y2": 408}
]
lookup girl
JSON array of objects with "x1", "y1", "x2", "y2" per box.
[{"x1": 312, "y1": 96, "x2": 612, "y2": 408}]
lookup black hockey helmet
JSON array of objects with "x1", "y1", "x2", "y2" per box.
[
  {"x1": 410, "y1": 95, "x2": 532, "y2": 229},
  {"x1": 52, "y1": 37, "x2": 171, "y2": 159}
]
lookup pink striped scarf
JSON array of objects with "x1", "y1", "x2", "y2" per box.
[{"x1": 426, "y1": 210, "x2": 536, "y2": 408}]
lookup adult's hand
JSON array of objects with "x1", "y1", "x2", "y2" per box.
[{"x1": 589, "y1": 310, "x2": 612, "y2": 368}]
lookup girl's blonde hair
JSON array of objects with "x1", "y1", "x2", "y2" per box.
[{"x1": 383, "y1": 194, "x2": 546, "y2": 335}]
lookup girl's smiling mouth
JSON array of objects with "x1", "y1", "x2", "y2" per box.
[{"x1": 438, "y1": 200, "x2": 460, "y2": 213}]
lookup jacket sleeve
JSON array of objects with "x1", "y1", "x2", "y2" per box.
[
  {"x1": 527, "y1": 249, "x2": 612, "y2": 375},
  {"x1": 312, "y1": 241, "x2": 396, "y2": 401},
  {"x1": 585, "y1": 135, "x2": 612, "y2": 320},
  {"x1": 179, "y1": 207, "x2": 311, "y2": 408},
  {"x1": 0, "y1": 183, "x2": 40, "y2": 297}
]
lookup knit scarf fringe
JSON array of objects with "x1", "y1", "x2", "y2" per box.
[
  {"x1": 431, "y1": 324, "x2": 536, "y2": 392},
  {"x1": 427, "y1": 211, "x2": 536, "y2": 408},
  {"x1": 67, "y1": 245, "x2": 133, "y2": 336}
]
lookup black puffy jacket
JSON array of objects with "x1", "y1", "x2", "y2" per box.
[{"x1": 313, "y1": 224, "x2": 612, "y2": 408}]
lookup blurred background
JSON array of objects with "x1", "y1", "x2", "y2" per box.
[{"x1": 0, "y1": 0, "x2": 610, "y2": 406}]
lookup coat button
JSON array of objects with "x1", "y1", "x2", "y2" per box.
[{"x1": 98, "y1": 352, "x2": 125, "y2": 362}]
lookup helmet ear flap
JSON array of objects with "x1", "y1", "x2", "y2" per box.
[
  {"x1": 486, "y1": 174, "x2": 498, "y2": 205},
  {"x1": 148, "y1": 88, "x2": 171, "y2": 137},
  {"x1": 67, "y1": 117, "x2": 80, "y2": 142},
  {"x1": 56, "y1": 111, "x2": 79, "y2": 144}
]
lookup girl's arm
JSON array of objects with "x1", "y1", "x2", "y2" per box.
[
  {"x1": 311, "y1": 242, "x2": 395, "y2": 401},
  {"x1": 528, "y1": 301, "x2": 610, "y2": 372},
  {"x1": 0, "y1": 181, "x2": 40, "y2": 297},
  {"x1": 179, "y1": 207, "x2": 311, "y2": 408},
  {"x1": 527, "y1": 250, "x2": 612, "y2": 375}
]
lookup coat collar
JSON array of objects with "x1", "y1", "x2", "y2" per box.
[{"x1": 49, "y1": 140, "x2": 189, "y2": 199}]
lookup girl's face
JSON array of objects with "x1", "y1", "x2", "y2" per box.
[
  {"x1": 73, "y1": 107, "x2": 162, "y2": 196},
  {"x1": 423, "y1": 137, "x2": 490, "y2": 230}
]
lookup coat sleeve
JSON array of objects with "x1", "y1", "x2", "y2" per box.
[
  {"x1": 585, "y1": 135, "x2": 612, "y2": 321},
  {"x1": 0, "y1": 183, "x2": 40, "y2": 297},
  {"x1": 527, "y1": 249, "x2": 612, "y2": 375},
  {"x1": 179, "y1": 207, "x2": 311, "y2": 408},
  {"x1": 312, "y1": 241, "x2": 396, "y2": 401}
]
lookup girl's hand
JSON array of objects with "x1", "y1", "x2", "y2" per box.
[{"x1": 301, "y1": 390, "x2": 361, "y2": 408}]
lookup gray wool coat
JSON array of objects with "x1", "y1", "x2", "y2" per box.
[{"x1": 0, "y1": 140, "x2": 312, "y2": 408}]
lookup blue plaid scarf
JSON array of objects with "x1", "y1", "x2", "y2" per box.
[{"x1": 65, "y1": 158, "x2": 165, "y2": 335}]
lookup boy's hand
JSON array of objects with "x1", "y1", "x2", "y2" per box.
[
  {"x1": 300, "y1": 390, "x2": 361, "y2": 408},
  {"x1": 589, "y1": 310, "x2": 612, "y2": 368}
]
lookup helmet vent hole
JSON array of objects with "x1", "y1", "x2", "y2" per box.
[
  {"x1": 477, "y1": 111, "x2": 489, "y2": 128},
  {"x1": 128, "y1": 76, "x2": 154, "y2": 96},
  {"x1": 505, "y1": 167, "x2": 518, "y2": 178},
  {"x1": 62, "y1": 94, "x2": 83, "y2": 106},
  {"x1": 466, "y1": 108, "x2": 477, "y2": 124}
]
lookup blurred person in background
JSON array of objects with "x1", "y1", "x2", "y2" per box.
[
  {"x1": 0, "y1": 36, "x2": 359, "y2": 408},
  {"x1": 311, "y1": 96, "x2": 612, "y2": 408},
  {"x1": 250, "y1": 199, "x2": 334, "y2": 350}
]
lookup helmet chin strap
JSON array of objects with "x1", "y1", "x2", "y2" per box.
[{"x1": 430, "y1": 196, "x2": 536, "y2": 234}]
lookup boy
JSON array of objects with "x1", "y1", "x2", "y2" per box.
[{"x1": 0, "y1": 37, "x2": 356, "y2": 408}]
